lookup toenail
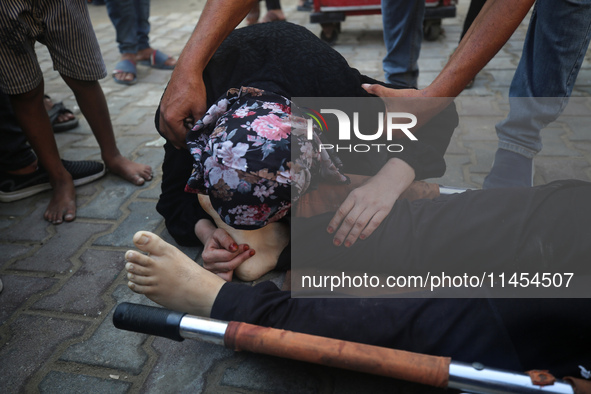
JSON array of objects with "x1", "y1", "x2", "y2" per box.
[
  {"x1": 127, "y1": 272, "x2": 134, "y2": 279},
  {"x1": 137, "y1": 235, "x2": 149, "y2": 245},
  {"x1": 125, "y1": 251, "x2": 134, "y2": 261},
  {"x1": 125, "y1": 262, "x2": 134, "y2": 271}
]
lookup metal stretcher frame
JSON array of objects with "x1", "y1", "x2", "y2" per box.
[{"x1": 114, "y1": 303, "x2": 578, "y2": 394}]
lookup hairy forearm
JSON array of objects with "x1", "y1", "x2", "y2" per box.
[
  {"x1": 176, "y1": 0, "x2": 258, "y2": 75},
  {"x1": 426, "y1": 0, "x2": 535, "y2": 97}
]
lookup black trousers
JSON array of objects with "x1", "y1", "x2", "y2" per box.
[
  {"x1": 211, "y1": 181, "x2": 591, "y2": 378},
  {"x1": 0, "y1": 91, "x2": 36, "y2": 172}
]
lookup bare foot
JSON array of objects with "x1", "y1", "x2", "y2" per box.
[
  {"x1": 125, "y1": 231, "x2": 225, "y2": 317},
  {"x1": 261, "y1": 9, "x2": 286, "y2": 23},
  {"x1": 104, "y1": 154, "x2": 152, "y2": 186},
  {"x1": 246, "y1": 2, "x2": 260, "y2": 25},
  {"x1": 44, "y1": 176, "x2": 76, "y2": 224},
  {"x1": 136, "y1": 48, "x2": 177, "y2": 68}
]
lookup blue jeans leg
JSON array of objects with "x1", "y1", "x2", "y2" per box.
[
  {"x1": 105, "y1": 0, "x2": 151, "y2": 54},
  {"x1": 135, "y1": 0, "x2": 151, "y2": 51},
  {"x1": 381, "y1": 0, "x2": 424, "y2": 88},
  {"x1": 496, "y1": 0, "x2": 591, "y2": 158}
]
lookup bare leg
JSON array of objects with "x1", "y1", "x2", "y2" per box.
[
  {"x1": 61, "y1": 75, "x2": 153, "y2": 185},
  {"x1": 198, "y1": 194, "x2": 290, "y2": 281},
  {"x1": 9, "y1": 82, "x2": 76, "y2": 224},
  {"x1": 125, "y1": 231, "x2": 225, "y2": 317}
]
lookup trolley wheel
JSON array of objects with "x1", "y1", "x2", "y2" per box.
[
  {"x1": 320, "y1": 22, "x2": 340, "y2": 45},
  {"x1": 423, "y1": 19, "x2": 442, "y2": 41}
]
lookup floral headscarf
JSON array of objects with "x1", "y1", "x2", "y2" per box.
[{"x1": 185, "y1": 86, "x2": 347, "y2": 230}]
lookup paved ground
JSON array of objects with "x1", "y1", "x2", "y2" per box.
[{"x1": 1, "y1": 0, "x2": 591, "y2": 392}]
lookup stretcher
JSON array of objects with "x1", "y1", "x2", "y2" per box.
[
  {"x1": 309, "y1": 0, "x2": 458, "y2": 44},
  {"x1": 114, "y1": 303, "x2": 585, "y2": 394}
]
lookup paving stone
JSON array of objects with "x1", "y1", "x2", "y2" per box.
[
  {"x1": 0, "y1": 201, "x2": 50, "y2": 242},
  {"x1": 77, "y1": 177, "x2": 141, "y2": 220},
  {"x1": 10, "y1": 222, "x2": 111, "y2": 273},
  {"x1": 39, "y1": 371, "x2": 131, "y2": 394},
  {"x1": 143, "y1": 338, "x2": 233, "y2": 393},
  {"x1": 125, "y1": 115, "x2": 160, "y2": 136},
  {"x1": 0, "y1": 244, "x2": 33, "y2": 266},
  {"x1": 0, "y1": 274, "x2": 57, "y2": 325},
  {"x1": 459, "y1": 117, "x2": 504, "y2": 142},
  {"x1": 93, "y1": 201, "x2": 163, "y2": 248},
  {"x1": 32, "y1": 249, "x2": 125, "y2": 316},
  {"x1": 217, "y1": 353, "x2": 325, "y2": 393},
  {"x1": 0, "y1": 314, "x2": 88, "y2": 393},
  {"x1": 538, "y1": 128, "x2": 581, "y2": 157},
  {"x1": 60, "y1": 286, "x2": 152, "y2": 374},
  {"x1": 535, "y1": 157, "x2": 591, "y2": 184}
]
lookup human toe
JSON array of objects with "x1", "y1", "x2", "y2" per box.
[{"x1": 132, "y1": 231, "x2": 168, "y2": 256}]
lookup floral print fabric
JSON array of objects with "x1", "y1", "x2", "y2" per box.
[{"x1": 185, "y1": 86, "x2": 347, "y2": 230}]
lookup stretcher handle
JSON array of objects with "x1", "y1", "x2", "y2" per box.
[
  {"x1": 113, "y1": 302, "x2": 186, "y2": 342},
  {"x1": 224, "y1": 321, "x2": 451, "y2": 388}
]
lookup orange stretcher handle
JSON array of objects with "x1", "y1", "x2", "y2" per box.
[{"x1": 224, "y1": 321, "x2": 451, "y2": 388}]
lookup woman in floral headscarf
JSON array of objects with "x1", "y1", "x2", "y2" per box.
[{"x1": 155, "y1": 21, "x2": 458, "y2": 281}]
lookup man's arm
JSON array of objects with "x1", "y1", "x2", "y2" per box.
[
  {"x1": 365, "y1": 0, "x2": 535, "y2": 99},
  {"x1": 158, "y1": 0, "x2": 258, "y2": 148}
]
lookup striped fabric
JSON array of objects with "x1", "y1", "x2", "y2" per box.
[{"x1": 0, "y1": 0, "x2": 107, "y2": 95}]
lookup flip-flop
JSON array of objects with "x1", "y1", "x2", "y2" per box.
[
  {"x1": 137, "y1": 49, "x2": 176, "y2": 70},
  {"x1": 112, "y1": 59, "x2": 138, "y2": 85},
  {"x1": 45, "y1": 95, "x2": 79, "y2": 133}
]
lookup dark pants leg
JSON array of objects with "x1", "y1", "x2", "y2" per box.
[
  {"x1": 213, "y1": 282, "x2": 591, "y2": 378},
  {"x1": 0, "y1": 91, "x2": 36, "y2": 172},
  {"x1": 460, "y1": 0, "x2": 487, "y2": 40},
  {"x1": 292, "y1": 180, "x2": 591, "y2": 276},
  {"x1": 212, "y1": 181, "x2": 591, "y2": 376}
]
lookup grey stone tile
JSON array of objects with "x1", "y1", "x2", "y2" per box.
[
  {"x1": 0, "y1": 201, "x2": 50, "y2": 242},
  {"x1": 32, "y1": 249, "x2": 126, "y2": 317},
  {"x1": 0, "y1": 274, "x2": 57, "y2": 324},
  {"x1": 0, "y1": 244, "x2": 33, "y2": 266},
  {"x1": 0, "y1": 315, "x2": 88, "y2": 393},
  {"x1": 11, "y1": 222, "x2": 111, "y2": 273},
  {"x1": 143, "y1": 339, "x2": 233, "y2": 393},
  {"x1": 60, "y1": 286, "x2": 152, "y2": 374},
  {"x1": 93, "y1": 201, "x2": 163, "y2": 248},
  {"x1": 39, "y1": 371, "x2": 131, "y2": 394}
]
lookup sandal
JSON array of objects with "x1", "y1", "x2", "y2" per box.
[
  {"x1": 45, "y1": 95, "x2": 78, "y2": 133},
  {"x1": 137, "y1": 49, "x2": 176, "y2": 70},
  {"x1": 112, "y1": 59, "x2": 138, "y2": 85}
]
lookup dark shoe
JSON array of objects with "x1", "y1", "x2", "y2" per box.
[
  {"x1": 482, "y1": 149, "x2": 533, "y2": 189},
  {"x1": 0, "y1": 160, "x2": 106, "y2": 203}
]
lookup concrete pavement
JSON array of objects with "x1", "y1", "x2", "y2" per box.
[{"x1": 1, "y1": 0, "x2": 591, "y2": 392}]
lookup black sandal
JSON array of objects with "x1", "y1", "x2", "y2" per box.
[{"x1": 45, "y1": 95, "x2": 79, "y2": 133}]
